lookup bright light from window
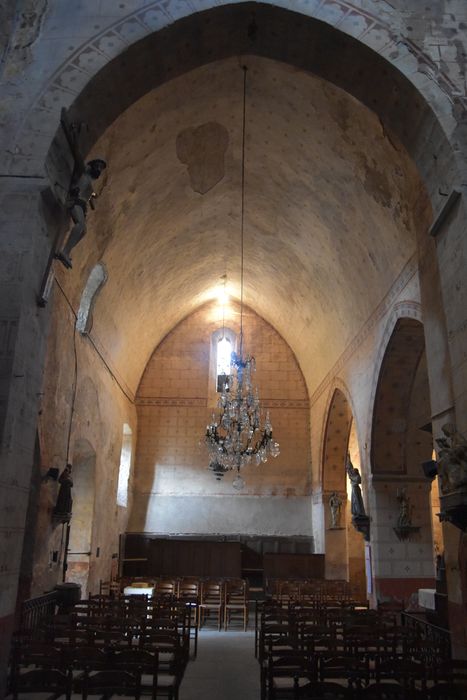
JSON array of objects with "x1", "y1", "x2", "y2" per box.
[
  {"x1": 217, "y1": 337, "x2": 232, "y2": 376},
  {"x1": 217, "y1": 286, "x2": 229, "y2": 305},
  {"x1": 117, "y1": 424, "x2": 132, "y2": 507}
]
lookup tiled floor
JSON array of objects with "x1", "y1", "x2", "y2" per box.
[{"x1": 181, "y1": 629, "x2": 259, "y2": 700}]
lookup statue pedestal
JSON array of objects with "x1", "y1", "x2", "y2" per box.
[
  {"x1": 351, "y1": 514, "x2": 370, "y2": 541},
  {"x1": 393, "y1": 525, "x2": 420, "y2": 541},
  {"x1": 438, "y1": 487, "x2": 467, "y2": 531}
]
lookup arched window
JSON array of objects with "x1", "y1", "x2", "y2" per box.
[
  {"x1": 211, "y1": 328, "x2": 236, "y2": 393},
  {"x1": 217, "y1": 336, "x2": 231, "y2": 374},
  {"x1": 117, "y1": 424, "x2": 132, "y2": 508},
  {"x1": 76, "y1": 263, "x2": 107, "y2": 334}
]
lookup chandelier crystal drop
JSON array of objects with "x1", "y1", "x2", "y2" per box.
[{"x1": 204, "y1": 66, "x2": 280, "y2": 489}]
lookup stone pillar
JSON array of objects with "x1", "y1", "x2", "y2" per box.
[
  {"x1": 369, "y1": 478, "x2": 435, "y2": 604},
  {"x1": 0, "y1": 177, "x2": 52, "y2": 695},
  {"x1": 419, "y1": 185, "x2": 467, "y2": 657},
  {"x1": 323, "y1": 490, "x2": 348, "y2": 580}
]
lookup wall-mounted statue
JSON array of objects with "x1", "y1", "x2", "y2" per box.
[
  {"x1": 56, "y1": 159, "x2": 106, "y2": 269},
  {"x1": 329, "y1": 491, "x2": 343, "y2": 528},
  {"x1": 435, "y1": 423, "x2": 467, "y2": 493},
  {"x1": 345, "y1": 453, "x2": 366, "y2": 518},
  {"x1": 396, "y1": 487, "x2": 412, "y2": 527},
  {"x1": 53, "y1": 464, "x2": 73, "y2": 524},
  {"x1": 54, "y1": 108, "x2": 107, "y2": 270}
]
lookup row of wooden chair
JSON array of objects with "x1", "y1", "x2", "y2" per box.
[
  {"x1": 9, "y1": 643, "x2": 183, "y2": 699},
  {"x1": 106, "y1": 577, "x2": 250, "y2": 631},
  {"x1": 9, "y1": 594, "x2": 197, "y2": 698},
  {"x1": 256, "y1": 599, "x2": 464, "y2": 699},
  {"x1": 198, "y1": 578, "x2": 249, "y2": 631},
  {"x1": 266, "y1": 579, "x2": 363, "y2": 605},
  {"x1": 77, "y1": 594, "x2": 199, "y2": 656},
  {"x1": 262, "y1": 634, "x2": 464, "y2": 698},
  {"x1": 255, "y1": 600, "x2": 406, "y2": 660}
]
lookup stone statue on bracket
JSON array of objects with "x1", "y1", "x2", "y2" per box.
[
  {"x1": 55, "y1": 108, "x2": 107, "y2": 270},
  {"x1": 346, "y1": 453, "x2": 370, "y2": 541},
  {"x1": 329, "y1": 492, "x2": 343, "y2": 529},
  {"x1": 396, "y1": 487, "x2": 411, "y2": 527},
  {"x1": 53, "y1": 464, "x2": 73, "y2": 524},
  {"x1": 56, "y1": 159, "x2": 106, "y2": 269},
  {"x1": 435, "y1": 423, "x2": 467, "y2": 494},
  {"x1": 346, "y1": 453, "x2": 366, "y2": 518}
]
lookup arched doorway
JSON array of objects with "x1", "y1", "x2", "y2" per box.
[
  {"x1": 322, "y1": 388, "x2": 366, "y2": 597},
  {"x1": 370, "y1": 317, "x2": 438, "y2": 604},
  {"x1": 66, "y1": 439, "x2": 97, "y2": 597}
]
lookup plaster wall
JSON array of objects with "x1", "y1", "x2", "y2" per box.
[
  {"x1": 130, "y1": 300, "x2": 311, "y2": 536},
  {"x1": 31, "y1": 274, "x2": 137, "y2": 598}
]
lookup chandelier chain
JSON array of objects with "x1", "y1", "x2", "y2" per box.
[
  {"x1": 204, "y1": 64, "x2": 280, "y2": 488},
  {"x1": 240, "y1": 65, "x2": 247, "y2": 357}
]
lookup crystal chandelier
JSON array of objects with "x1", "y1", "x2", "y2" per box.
[{"x1": 205, "y1": 66, "x2": 280, "y2": 490}]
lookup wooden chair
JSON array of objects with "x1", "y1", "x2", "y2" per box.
[
  {"x1": 110, "y1": 648, "x2": 160, "y2": 698},
  {"x1": 11, "y1": 668, "x2": 72, "y2": 700},
  {"x1": 80, "y1": 669, "x2": 140, "y2": 699},
  {"x1": 261, "y1": 639, "x2": 301, "y2": 700},
  {"x1": 156, "y1": 579, "x2": 178, "y2": 599},
  {"x1": 432, "y1": 659, "x2": 467, "y2": 685},
  {"x1": 360, "y1": 682, "x2": 423, "y2": 699},
  {"x1": 224, "y1": 578, "x2": 249, "y2": 631},
  {"x1": 199, "y1": 580, "x2": 223, "y2": 630},
  {"x1": 137, "y1": 635, "x2": 185, "y2": 699},
  {"x1": 427, "y1": 683, "x2": 466, "y2": 699},
  {"x1": 375, "y1": 657, "x2": 426, "y2": 693},
  {"x1": 303, "y1": 681, "x2": 354, "y2": 698},
  {"x1": 267, "y1": 651, "x2": 314, "y2": 699},
  {"x1": 319, "y1": 654, "x2": 370, "y2": 690}
]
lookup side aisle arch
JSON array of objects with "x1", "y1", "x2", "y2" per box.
[{"x1": 321, "y1": 382, "x2": 366, "y2": 595}]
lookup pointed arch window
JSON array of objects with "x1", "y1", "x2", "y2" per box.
[
  {"x1": 212, "y1": 328, "x2": 236, "y2": 393},
  {"x1": 117, "y1": 424, "x2": 132, "y2": 508}
]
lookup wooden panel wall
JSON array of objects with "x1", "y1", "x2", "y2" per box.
[
  {"x1": 263, "y1": 553, "x2": 325, "y2": 581},
  {"x1": 122, "y1": 535, "x2": 241, "y2": 578}
]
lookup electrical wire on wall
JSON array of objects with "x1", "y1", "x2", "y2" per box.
[
  {"x1": 53, "y1": 277, "x2": 79, "y2": 581},
  {"x1": 54, "y1": 277, "x2": 79, "y2": 465}
]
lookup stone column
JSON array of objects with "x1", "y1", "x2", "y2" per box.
[
  {"x1": 0, "y1": 177, "x2": 53, "y2": 694},
  {"x1": 323, "y1": 490, "x2": 348, "y2": 581},
  {"x1": 421, "y1": 182, "x2": 467, "y2": 657},
  {"x1": 369, "y1": 478, "x2": 435, "y2": 604}
]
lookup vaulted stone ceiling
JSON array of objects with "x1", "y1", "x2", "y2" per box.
[{"x1": 61, "y1": 56, "x2": 429, "y2": 395}]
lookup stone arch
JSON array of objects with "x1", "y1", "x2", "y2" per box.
[
  {"x1": 366, "y1": 301, "x2": 423, "y2": 459},
  {"x1": 322, "y1": 386, "x2": 353, "y2": 494},
  {"x1": 66, "y1": 438, "x2": 96, "y2": 597},
  {"x1": 371, "y1": 314, "x2": 427, "y2": 477},
  {"x1": 6, "y1": 2, "x2": 461, "y2": 186},
  {"x1": 34, "y1": 2, "x2": 461, "y2": 209},
  {"x1": 322, "y1": 385, "x2": 366, "y2": 592},
  {"x1": 369, "y1": 314, "x2": 438, "y2": 604}
]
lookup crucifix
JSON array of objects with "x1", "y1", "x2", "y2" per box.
[{"x1": 38, "y1": 108, "x2": 106, "y2": 306}]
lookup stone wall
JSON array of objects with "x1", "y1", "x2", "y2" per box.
[
  {"x1": 30, "y1": 273, "x2": 137, "y2": 598},
  {"x1": 130, "y1": 300, "x2": 312, "y2": 536}
]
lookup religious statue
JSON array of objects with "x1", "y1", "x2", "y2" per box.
[
  {"x1": 329, "y1": 491, "x2": 343, "y2": 528},
  {"x1": 53, "y1": 464, "x2": 73, "y2": 523},
  {"x1": 56, "y1": 158, "x2": 106, "y2": 269},
  {"x1": 345, "y1": 453, "x2": 366, "y2": 518},
  {"x1": 396, "y1": 488, "x2": 411, "y2": 527},
  {"x1": 435, "y1": 423, "x2": 467, "y2": 494}
]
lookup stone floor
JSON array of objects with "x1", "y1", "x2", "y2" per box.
[{"x1": 181, "y1": 629, "x2": 259, "y2": 700}]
